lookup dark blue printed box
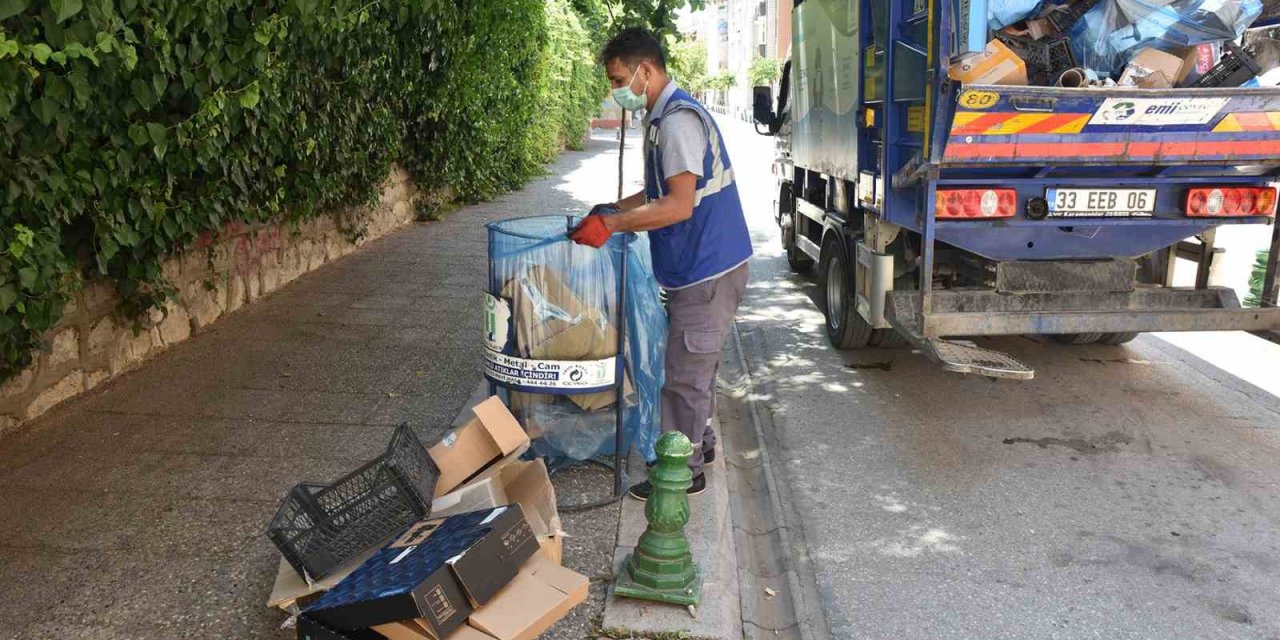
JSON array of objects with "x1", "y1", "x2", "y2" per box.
[{"x1": 303, "y1": 505, "x2": 539, "y2": 637}]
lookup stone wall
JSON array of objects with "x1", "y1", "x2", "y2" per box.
[{"x1": 0, "y1": 166, "x2": 418, "y2": 435}]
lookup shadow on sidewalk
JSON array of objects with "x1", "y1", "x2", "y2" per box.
[{"x1": 0, "y1": 132, "x2": 639, "y2": 640}]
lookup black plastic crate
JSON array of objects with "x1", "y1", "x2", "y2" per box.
[{"x1": 268, "y1": 424, "x2": 439, "y2": 581}]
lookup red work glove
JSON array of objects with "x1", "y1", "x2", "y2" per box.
[{"x1": 570, "y1": 214, "x2": 612, "y2": 248}]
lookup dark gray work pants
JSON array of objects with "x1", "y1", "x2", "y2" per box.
[{"x1": 661, "y1": 262, "x2": 749, "y2": 477}]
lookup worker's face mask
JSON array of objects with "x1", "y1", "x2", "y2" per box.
[{"x1": 611, "y1": 65, "x2": 649, "y2": 111}]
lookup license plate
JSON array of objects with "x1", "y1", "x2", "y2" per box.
[{"x1": 1046, "y1": 188, "x2": 1156, "y2": 218}]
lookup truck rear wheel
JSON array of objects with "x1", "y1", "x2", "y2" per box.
[
  {"x1": 819, "y1": 239, "x2": 873, "y2": 349},
  {"x1": 1098, "y1": 332, "x2": 1140, "y2": 345},
  {"x1": 1050, "y1": 333, "x2": 1103, "y2": 345}
]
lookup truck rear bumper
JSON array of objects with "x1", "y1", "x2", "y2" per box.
[{"x1": 887, "y1": 287, "x2": 1280, "y2": 337}]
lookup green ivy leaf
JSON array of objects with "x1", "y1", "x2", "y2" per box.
[
  {"x1": 0, "y1": 0, "x2": 28, "y2": 21},
  {"x1": 50, "y1": 0, "x2": 82, "y2": 22},
  {"x1": 96, "y1": 32, "x2": 115, "y2": 53},
  {"x1": 27, "y1": 43, "x2": 53, "y2": 64},
  {"x1": 0, "y1": 285, "x2": 16, "y2": 314},
  {"x1": 146, "y1": 122, "x2": 168, "y2": 159},
  {"x1": 97, "y1": 237, "x2": 118, "y2": 269},
  {"x1": 0, "y1": 37, "x2": 19, "y2": 60},
  {"x1": 238, "y1": 82, "x2": 260, "y2": 110},
  {"x1": 120, "y1": 45, "x2": 138, "y2": 70},
  {"x1": 17, "y1": 267, "x2": 37, "y2": 290},
  {"x1": 128, "y1": 123, "x2": 147, "y2": 146},
  {"x1": 31, "y1": 96, "x2": 57, "y2": 125}
]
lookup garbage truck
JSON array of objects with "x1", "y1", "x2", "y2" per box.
[{"x1": 752, "y1": 0, "x2": 1280, "y2": 378}]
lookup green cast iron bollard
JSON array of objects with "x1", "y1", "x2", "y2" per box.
[{"x1": 613, "y1": 431, "x2": 703, "y2": 606}]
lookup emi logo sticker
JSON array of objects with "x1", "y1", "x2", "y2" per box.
[{"x1": 1090, "y1": 97, "x2": 1228, "y2": 126}]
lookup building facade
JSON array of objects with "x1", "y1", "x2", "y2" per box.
[{"x1": 682, "y1": 0, "x2": 791, "y2": 120}]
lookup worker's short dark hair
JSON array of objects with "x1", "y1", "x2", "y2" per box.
[{"x1": 600, "y1": 27, "x2": 667, "y2": 71}]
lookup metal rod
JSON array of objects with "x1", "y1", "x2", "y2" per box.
[
  {"x1": 1195, "y1": 228, "x2": 1217, "y2": 290},
  {"x1": 614, "y1": 235, "x2": 630, "y2": 498},
  {"x1": 1264, "y1": 222, "x2": 1280, "y2": 307},
  {"x1": 921, "y1": 183, "x2": 937, "y2": 334},
  {"x1": 487, "y1": 224, "x2": 497, "y2": 399},
  {"x1": 618, "y1": 110, "x2": 627, "y2": 201}
]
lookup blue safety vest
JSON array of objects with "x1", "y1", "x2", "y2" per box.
[{"x1": 644, "y1": 88, "x2": 752, "y2": 289}]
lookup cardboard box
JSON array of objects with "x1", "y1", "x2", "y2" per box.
[
  {"x1": 429, "y1": 397, "x2": 529, "y2": 497},
  {"x1": 948, "y1": 39, "x2": 1028, "y2": 86},
  {"x1": 434, "y1": 459, "x2": 560, "y2": 535},
  {"x1": 468, "y1": 557, "x2": 590, "y2": 640},
  {"x1": 271, "y1": 458, "x2": 562, "y2": 615},
  {"x1": 303, "y1": 506, "x2": 538, "y2": 635},
  {"x1": 1178, "y1": 42, "x2": 1221, "y2": 85},
  {"x1": 297, "y1": 614, "x2": 388, "y2": 640},
  {"x1": 270, "y1": 545, "x2": 385, "y2": 611},
  {"x1": 432, "y1": 457, "x2": 564, "y2": 566},
  {"x1": 499, "y1": 266, "x2": 632, "y2": 412},
  {"x1": 1120, "y1": 48, "x2": 1185, "y2": 89},
  {"x1": 372, "y1": 620, "x2": 500, "y2": 640},
  {"x1": 372, "y1": 557, "x2": 588, "y2": 640}
]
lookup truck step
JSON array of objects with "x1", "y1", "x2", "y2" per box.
[
  {"x1": 926, "y1": 339, "x2": 1035, "y2": 380},
  {"x1": 886, "y1": 292, "x2": 1036, "y2": 379}
]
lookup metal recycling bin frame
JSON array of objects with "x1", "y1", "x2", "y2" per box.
[{"x1": 484, "y1": 215, "x2": 631, "y2": 503}]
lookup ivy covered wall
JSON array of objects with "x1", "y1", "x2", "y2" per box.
[{"x1": 0, "y1": 0, "x2": 604, "y2": 382}]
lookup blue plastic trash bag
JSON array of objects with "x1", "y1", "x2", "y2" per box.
[
  {"x1": 1071, "y1": 0, "x2": 1263, "y2": 75},
  {"x1": 485, "y1": 215, "x2": 664, "y2": 468},
  {"x1": 990, "y1": 0, "x2": 1043, "y2": 29}
]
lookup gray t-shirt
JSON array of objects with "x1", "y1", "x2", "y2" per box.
[{"x1": 650, "y1": 110, "x2": 707, "y2": 188}]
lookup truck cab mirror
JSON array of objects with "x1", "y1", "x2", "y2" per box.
[{"x1": 752, "y1": 86, "x2": 777, "y2": 134}]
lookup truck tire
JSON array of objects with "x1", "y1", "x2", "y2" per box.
[
  {"x1": 819, "y1": 239, "x2": 873, "y2": 349},
  {"x1": 779, "y1": 183, "x2": 813, "y2": 273},
  {"x1": 1050, "y1": 333, "x2": 1104, "y2": 345},
  {"x1": 869, "y1": 326, "x2": 907, "y2": 347},
  {"x1": 787, "y1": 243, "x2": 813, "y2": 273},
  {"x1": 1098, "y1": 332, "x2": 1140, "y2": 345}
]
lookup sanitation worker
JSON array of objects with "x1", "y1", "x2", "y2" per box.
[{"x1": 570, "y1": 27, "x2": 752, "y2": 501}]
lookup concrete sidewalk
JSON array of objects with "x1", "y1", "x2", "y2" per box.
[{"x1": 0, "y1": 132, "x2": 639, "y2": 639}]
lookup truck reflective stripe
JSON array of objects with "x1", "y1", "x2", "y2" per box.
[
  {"x1": 1213, "y1": 112, "x2": 1280, "y2": 133},
  {"x1": 944, "y1": 139, "x2": 1280, "y2": 161}
]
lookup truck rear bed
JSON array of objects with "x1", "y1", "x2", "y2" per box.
[{"x1": 940, "y1": 85, "x2": 1280, "y2": 166}]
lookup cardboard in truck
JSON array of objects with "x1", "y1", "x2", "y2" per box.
[
  {"x1": 429, "y1": 397, "x2": 529, "y2": 497},
  {"x1": 1120, "y1": 48, "x2": 1185, "y2": 89},
  {"x1": 1178, "y1": 42, "x2": 1221, "y2": 85},
  {"x1": 948, "y1": 39, "x2": 1028, "y2": 86}
]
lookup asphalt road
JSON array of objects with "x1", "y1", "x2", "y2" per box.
[{"x1": 717, "y1": 114, "x2": 1280, "y2": 640}]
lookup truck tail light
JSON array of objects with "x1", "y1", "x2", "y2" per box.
[
  {"x1": 935, "y1": 189, "x2": 1017, "y2": 219},
  {"x1": 1186, "y1": 187, "x2": 1277, "y2": 217}
]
